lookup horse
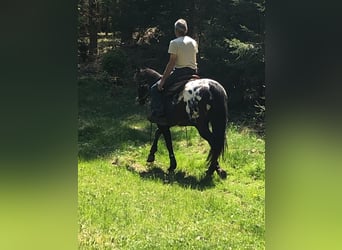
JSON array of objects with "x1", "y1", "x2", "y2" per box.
[{"x1": 134, "y1": 68, "x2": 229, "y2": 179}]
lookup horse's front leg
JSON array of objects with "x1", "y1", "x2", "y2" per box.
[
  {"x1": 147, "y1": 128, "x2": 162, "y2": 162},
  {"x1": 159, "y1": 125, "x2": 177, "y2": 172}
]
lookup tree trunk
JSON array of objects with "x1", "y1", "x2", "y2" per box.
[
  {"x1": 104, "y1": 6, "x2": 110, "y2": 36},
  {"x1": 192, "y1": 0, "x2": 200, "y2": 44},
  {"x1": 88, "y1": 0, "x2": 98, "y2": 60}
]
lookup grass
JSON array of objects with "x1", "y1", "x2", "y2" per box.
[{"x1": 78, "y1": 78, "x2": 265, "y2": 249}]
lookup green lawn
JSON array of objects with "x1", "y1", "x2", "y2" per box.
[{"x1": 78, "y1": 78, "x2": 265, "y2": 249}]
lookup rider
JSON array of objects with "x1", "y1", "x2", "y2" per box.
[{"x1": 149, "y1": 18, "x2": 198, "y2": 124}]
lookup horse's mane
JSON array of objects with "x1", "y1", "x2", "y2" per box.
[
  {"x1": 137, "y1": 68, "x2": 162, "y2": 87},
  {"x1": 142, "y1": 68, "x2": 162, "y2": 79}
]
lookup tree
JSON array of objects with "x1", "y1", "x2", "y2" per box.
[
  {"x1": 78, "y1": 0, "x2": 115, "y2": 60},
  {"x1": 88, "y1": 0, "x2": 98, "y2": 58},
  {"x1": 78, "y1": 0, "x2": 265, "y2": 109}
]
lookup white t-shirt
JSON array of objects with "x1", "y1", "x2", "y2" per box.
[{"x1": 168, "y1": 36, "x2": 198, "y2": 70}]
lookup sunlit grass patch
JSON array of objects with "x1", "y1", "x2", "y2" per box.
[{"x1": 78, "y1": 79, "x2": 265, "y2": 249}]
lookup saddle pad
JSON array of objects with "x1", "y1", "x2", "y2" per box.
[{"x1": 164, "y1": 76, "x2": 200, "y2": 96}]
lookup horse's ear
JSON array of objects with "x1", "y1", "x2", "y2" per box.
[{"x1": 134, "y1": 67, "x2": 145, "y2": 73}]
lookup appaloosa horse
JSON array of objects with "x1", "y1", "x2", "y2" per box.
[{"x1": 135, "y1": 68, "x2": 228, "y2": 178}]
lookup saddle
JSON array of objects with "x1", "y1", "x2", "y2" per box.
[{"x1": 164, "y1": 75, "x2": 200, "y2": 96}]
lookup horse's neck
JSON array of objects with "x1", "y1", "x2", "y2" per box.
[
  {"x1": 150, "y1": 70, "x2": 162, "y2": 79},
  {"x1": 152, "y1": 73, "x2": 162, "y2": 81},
  {"x1": 147, "y1": 69, "x2": 162, "y2": 85}
]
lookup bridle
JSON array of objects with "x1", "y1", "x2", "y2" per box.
[
  {"x1": 137, "y1": 83, "x2": 150, "y2": 104},
  {"x1": 135, "y1": 69, "x2": 162, "y2": 104},
  {"x1": 137, "y1": 77, "x2": 161, "y2": 104}
]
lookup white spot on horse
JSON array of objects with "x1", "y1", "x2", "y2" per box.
[
  {"x1": 206, "y1": 104, "x2": 211, "y2": 110},
  {"x1": 185, "y1": 101, "x2": 190, "y2": 114},
  {"x1": 177, "y1": 79, "x2": 210, "y2": 119}
]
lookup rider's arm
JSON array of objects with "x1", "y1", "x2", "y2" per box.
[{"x1": 158, "y1": 53, "x2": 177, "y2": 90}]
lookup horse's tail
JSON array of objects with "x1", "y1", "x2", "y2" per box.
[{"x1": 207, "y1": 82, "x2": 228, "y2": 165}]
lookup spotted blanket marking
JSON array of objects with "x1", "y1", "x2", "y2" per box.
[{"x1": 177, "y1": 79, "x2": 212, "y2": 120}]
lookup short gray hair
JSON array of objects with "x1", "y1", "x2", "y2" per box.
[{"x1": 174, "y1": 19, "x2": 188, "y2": 35}]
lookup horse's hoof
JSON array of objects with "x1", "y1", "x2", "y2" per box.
[
  {"x1": 147, "y1": 154, "x2": 155, "y2": 162},
  {"x1": 170, "y1": 161, "x2": 177, "y2": 170},
  {"x1": 167, "y1": 167, "x2": 176, "y2": 173},
  {"x1": 205, "y1": 169, "x2": 215, "y2": 178},
  {"x1": 216, "y1": 168, "x2": 227, "y2": 179}
]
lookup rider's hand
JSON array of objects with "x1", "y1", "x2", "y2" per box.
[{"x1": 158, "y1": 81, "x2": 164, "y2": 91}]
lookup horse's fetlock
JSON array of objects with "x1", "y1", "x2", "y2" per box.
[{"x1": 147, "y1": 153, "x2": 155, "y2": 162}]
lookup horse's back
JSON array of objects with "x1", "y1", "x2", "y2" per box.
[
  {"x1": 180, "y1": 78, "x2": 227, "y2": 102},
  {"x1": 172, "y1": 78, "x2": 226, "y2": 121}
]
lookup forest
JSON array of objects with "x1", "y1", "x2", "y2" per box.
[{"x1": 78, "y1": 0, "x2": 265, "y2": 125}]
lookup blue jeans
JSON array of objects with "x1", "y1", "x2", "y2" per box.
[{"x1": 150, "y1": 67, "x2": 196, "y2": 116}]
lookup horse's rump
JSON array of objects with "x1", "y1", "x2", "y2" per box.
[{"x1": 163, "y1": 79, "x2": 219, "y2": 123}]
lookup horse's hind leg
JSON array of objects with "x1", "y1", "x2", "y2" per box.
[
  {"x1": 196, "y1": 123, "x2": 216, "y2": 174},
  {"x1": 159, "y1": 126, "x2": 177, "y2": 172},
  {"x1": 147, "y1": 128, "x2": 162, "y2": 162},
  {"x1": 196, "y1": 122, "x2": 227, "y2": 178}
]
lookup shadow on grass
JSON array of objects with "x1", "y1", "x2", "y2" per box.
[
  {"x1": 78, "y1": 121, "x2": 150, "y2": 160},
  {"x1": 126, "y1": 165, "x2": 216, "y2": 191},
  {"x1": 78, "y1": 79, "x2": 152, "y2": 160}
]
